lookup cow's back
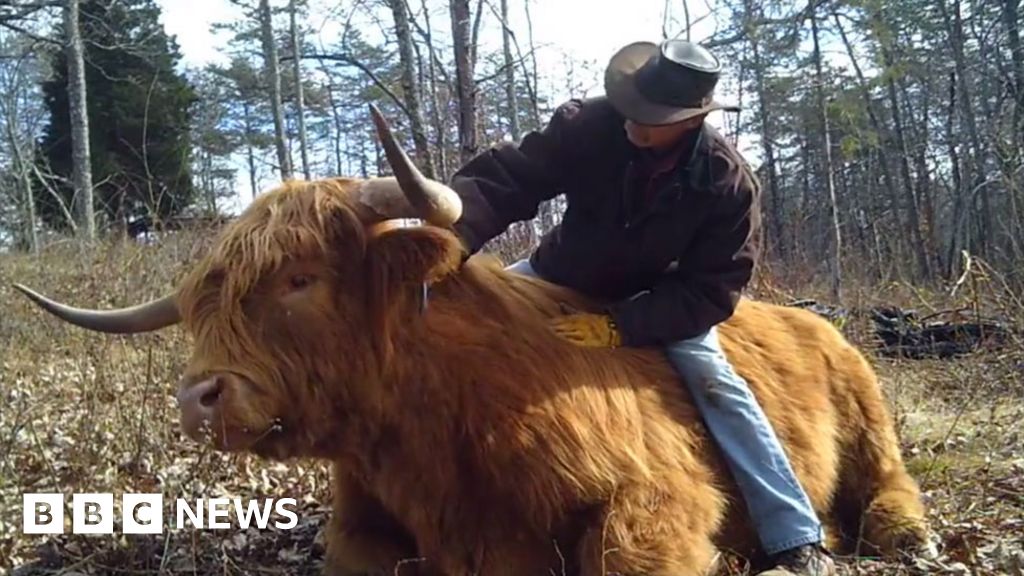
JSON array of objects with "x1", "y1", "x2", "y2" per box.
[{"x1": 359, "y1": 262, "x2": 917, "y2": 570}]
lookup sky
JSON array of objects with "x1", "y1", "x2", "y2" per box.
[
  {"x1": 155, "y1": 0, "x2": 725, "y2": 96},
  {"x1": 153, "y1": 0, "x2": 751, "y2": 206}
]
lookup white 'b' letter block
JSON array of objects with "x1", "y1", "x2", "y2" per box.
[
  {"x1": 23, "y1": 494, "x2": 64, "y2": 534},
  {"x1": 73, "y1": 493, "x2": 114, "y2": 534}
]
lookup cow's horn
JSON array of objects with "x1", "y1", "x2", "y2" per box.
[
  {"x1": 13, "y1": 284, "x2": 181, "y2": 334},
  {"x1": 365, "y1": 103, "x2": 462, "y2": 226}
]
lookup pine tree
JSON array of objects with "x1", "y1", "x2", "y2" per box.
[{"x1": 37, "y1": 0, "x2": 197, "y2": 233}]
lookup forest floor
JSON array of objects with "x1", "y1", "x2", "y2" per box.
[{"x1": 1, "y1": 234, "x2": 1022, "y2": 575}]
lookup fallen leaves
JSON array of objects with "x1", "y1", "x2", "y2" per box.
[{"x1": 2, "y1": 238, "x2": 1022, "y2": 576}]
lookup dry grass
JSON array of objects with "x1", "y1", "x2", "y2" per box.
[{"x1": 1, "y1": 233, "x2": 1022, "y2": 575}]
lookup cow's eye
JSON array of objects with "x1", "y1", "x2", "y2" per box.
[{"x1": 289, "y1": 274, "x2": 314, "y2": 290}]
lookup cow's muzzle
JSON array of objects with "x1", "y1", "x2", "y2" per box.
[{"x1": 176, "y1": 373, "x2": 279, "y2": 451}]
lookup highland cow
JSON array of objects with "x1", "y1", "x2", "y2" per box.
[{"x1": 15, "y1": 105, "x2": 932, "y2": 576}]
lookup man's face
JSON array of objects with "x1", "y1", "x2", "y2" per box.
[{"x1": 624, "y1": 115, "x2": 704, "y2": 150}]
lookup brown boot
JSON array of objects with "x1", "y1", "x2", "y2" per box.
[{"x1": 757, "y1": 544, "x2": 836, "y2": 576}]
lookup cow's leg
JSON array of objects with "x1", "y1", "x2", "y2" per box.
[
  {"x1": 833, "y1": 354, "x2": 931, "y2": 558},
  {"x1": 324, "y1": 467, "x2": 418, "y2": 576},
  {"x1": 845, "y1": 437, "x2": 930, "y2": 556},
  {"x1": 576, "y1": 481, "x2": 722, "y2": 576}
]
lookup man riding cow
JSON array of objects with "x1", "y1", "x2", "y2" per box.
[{"x1": 449, "y1": 38, "x2": 828, "y2": 575}]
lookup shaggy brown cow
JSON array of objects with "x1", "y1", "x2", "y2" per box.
[{"x1": 16, "y1": 106, "x2": 932, "y2": 576}]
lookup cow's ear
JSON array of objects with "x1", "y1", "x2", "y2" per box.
[{"x1": 365, "y1": 226, "x2": 465, "y2": 284}]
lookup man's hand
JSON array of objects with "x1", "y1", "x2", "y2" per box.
[{"x1": 548, "y1": 313, "x2": 622, "y2": 348}]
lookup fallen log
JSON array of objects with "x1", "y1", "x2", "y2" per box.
[
  {"x1": 786, "y1": 300, "x2": 1015, "y2": 359},
  {"x1": 871, "y1": 306, "x2": 1013, "y2": 359}
]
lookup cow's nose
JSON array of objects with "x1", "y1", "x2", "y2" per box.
[{"x1": 177, "y1": 376, "x2": 224, "y2": 437}]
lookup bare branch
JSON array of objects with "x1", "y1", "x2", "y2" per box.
[
  {"x1": 472, "y1": 45, "x2": 540, "y2": 86},
  {"x1": 0, "y1": 20, "x2": 61, "y2": 45},
  {"x1": 0, "y1": 1, "x2": 58, "y2": 24},
  {"x1": 299, "y1": 51, "x2": 411, "y2": 118}
]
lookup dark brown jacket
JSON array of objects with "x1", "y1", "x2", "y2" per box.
[{"x1": 451, "y1": 96, "x2": 761, "y2": 347}]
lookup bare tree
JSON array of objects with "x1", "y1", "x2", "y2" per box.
[
  {"x1": 450, "y1": 0, "x2": 477, "y2": 163},
  {"x1": 744, "y1": 0, "x2": 784, "y2": 259},
  {"x1": 65, "y1": 0, "x2": 94, "y2": 241},
  {"x1": 417, "y1": 0, "x2": 449, "y2": 178},
  {"x1": 385, "y1": 0, "x2": 434, "y2": 177},
  {"x1": 5, "y1": 112, "x2": 39, "y2": 252},
  {"x1": 809, "y1": 4, "x2": 842, "y2": 300},
  {"x1": 289, "y1": 0, "x2": 309, "y2": 179},
  {"x1": 868, "y1": 9, "x2": 932, "y2": 279},
  {"x1": 522, "y1": 0, "x2": 541, "y2": 128},
  {"x1": 259, "y1": 0, "x2": 292, "y2": 179},
  {"x1": 999, "y1": 0, "x2": 1023, "y2": 260},
  {"x1": 937, "y1": 0, "x2": 990, "y2": 258},
  {"x1": 0, "y1": 40, "x2": 43, "y2": 252},
  {"x1": 499, "y1": 0, "x2": 518, "y2": 139},
  {"x1": 833, "y1": 10, "x2": 909, "y2": 272},
  {"x1": 317, "y1": 63, "x2": 343, "y2": 176},
  {"x1": 1003, "y1": 0, "x2": 1023, "y2": 152}
]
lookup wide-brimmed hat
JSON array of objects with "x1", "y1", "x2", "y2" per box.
[{"x1": 604, "y1": 39, "x2": 740, "y2": 126}]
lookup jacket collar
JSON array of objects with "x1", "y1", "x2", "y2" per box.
[
  {"x1": 634, "y1": 126, "x2": 700, "y2": 176},
  {"x1": 622, "y1": 120, "x2": 712, "y2": 222},
  {"x1": 682, "y1": 122, "x2": 714, "y2": 190},
  {"x1": 634, "y1": 122, "x2": 713, "y2": 187}
]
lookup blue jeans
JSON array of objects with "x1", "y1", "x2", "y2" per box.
[{"x1": 506, "y1": 258, "x2": 823, "y2": 555}]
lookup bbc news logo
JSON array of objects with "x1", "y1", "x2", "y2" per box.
[{"x1": 24, "y1": 493, "x2": 298, "y2": 534}]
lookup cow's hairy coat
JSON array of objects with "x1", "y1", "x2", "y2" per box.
[{"x1": 174, "y1": 179, "x2": 929, "y2": 575}]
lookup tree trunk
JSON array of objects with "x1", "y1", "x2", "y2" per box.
[
  {"x1": 19, "y1": 156, "x2": 38, "y2": 253},
  {"x1": 205, "y1": 151, "x2": 218, "y2": 213},
  {"x1": 419, "y1": 0, "x2": 449, "y2": 179},
  {"x1": 259, "y1": 0, "x2": 292, "y2": 179},
  {"x1": 65, "y1": 0, "x2": 94, "y2": 241},
  {"x1": 832, "y1": 10, "x2": 907, "y2": 271},
  {"x1": 798, "y1": 135, "x2": 811, "y2": 265},
  {"x1": 289, "y1": 0, "x2": 310, "y2": 179},
  {"x1": 878, "y1": 34, "x2": 931, "y2": 279},
  {"x1": 325, "y1": 79, "x2": 343, "y2": 176},
  {"x1": 386, "y1": 0, "x2": 434, "y2": 177},
  {"x1": 898, "y1": 78, "x2": 940, "y2": 274},
  {"x1": 450, "y1": 0, "x2": 477, "y2": 164},
  {"x1": 1003, "y1": 0, "x2": 1023, "y2": 152},
  {"x1": 810, "y1": 5, "x2": 842, "y2": 301},
  {"x1": 499, "y1": 0, "x2": 519, "y2": 140},
  {"x1": 944, "y1": 71, "x2": 967, "y2": 277},
  {"x1": 746, "y1": 0, "x2": 783, "y2": 260},
  {"x1": 241, "y1": 99, "x2": 258, "y2": 202},
  {"x1": 7, "y1": 121, "x2": 38, "y2": 253},
  {"x1": 523, "y1": 0, "x2": 541, "y2": 129},
  {"x1": 938, "y1": 0, "x2": 990, "y2": 257},
  {"x1": 999, "y1": 0, "x2": 1024, "y2": 264},
  {"x1": 864, "y1": 154, "x2": 883, "y2": 278},
  {"x1": 470, "y1": 0, "x2": 485, "y2": 79}
]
